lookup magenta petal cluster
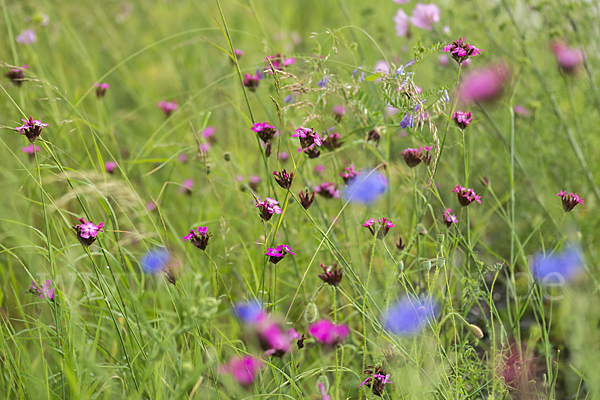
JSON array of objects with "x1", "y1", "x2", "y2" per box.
[
  {"x1": 30, "y1": 279, "x2": 54, "y2": 300},
  {"x1": 401, "y1": 146, "x2": 433, "y2": 168},
  {"x1": 442, "y1": 38, "x2": 482, "y2": 64},
  {"x1": 363, "y1": 218, "x2": 395, "y2": 239},
  {"x1": 220, "y1": 356, "x2": 264, "y2": 386},
  {"x1": 15, "y1": 117, "x2": 49, "y2": 143},
  {"x1": 443, "y1": 208, "x2": 458, "y2": 227},
  {"x1": 459, "y1": 64, "x2": 510, "y2": 104},
  {"x1": 266, "y1": 244, "x2": 294, "y2": 264},
  {"x1": 556, "y1": 190, "x2": 584, "y2": 212},
  {"x1": 157, "y1": 100, "x2": 178, "y2": 116},
  {"x1": 452, "y1": 111, "x2": 473, "y2": 129},
  {"x1": 22, "y1": 144, "x2": 40, "y2": 156},
  {"x1": 340, "y1": 164, "x2": 360, "y2": 184},
  {"x1": 315, "y1": 182, "x2": 340, "y2": 199},
  {"x1": 552, "y1": 41, "x2": 585, "y2": 74},
  {"x1": 410, "y1": 3, "x2": 440, "y2": 30},
  {"x1": 293, "y1": 127, "x2": 322, "y2": 153},
  {"x1": 453, "y1": 185, "x2": 482, "y2": 206},
  {"x1": 266, "y1": 54, "x2": 295, "y2": 72},
  {"x1": 243, "y1": 73, "x2": 261, "y2": 91},
  {"x1": 394, "y1": 9, "x2": 409, "y2": 37},
  {"x1": 256, "y1": 197, "x2": 283, "y2": 221},
  {"x1": 17, "y1": 29, "x2": 36, "y2": 45},
  {"x1": 73, "y1": 217, "x2": 104, "y2": 247},
  {"x1": 308, "y1": 319, "x2": 350, "y2": 345},
  {"x1": 183, "y1": 226, "x2": 213, "y2": 250}
]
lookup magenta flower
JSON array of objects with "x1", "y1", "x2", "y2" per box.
[
  {"x1": 29, "y1": 279, "x2": 54, "y2": 300},
  {"x1": 252, "y1": 122, "x2": 277, "y2": 143},
  {"x1": 7, "y1": 65, "x2": 27, "y2": 86},
  {"x1": 314, "y1": 164, "x2": 325, "y2": 174},
  {"x1": 410, "y1": 3, "x2": 440, "y2": 30},
  {"x1": 266, "y1": 244, "x2": 294, "y2": 264},
  {"x1": 243, "y1": 73, "x2": 261, "y2": 91},
  {"x1": 374, "y1": 60, "x2": 390, "y2": 76},
  {"x1": 513, "y1": 105, "x2": 531, "y2": 117},
  {"x1": 256, "y1": 319, "x2": 294, "y2": 357},
  {"x1": 220, "y1": 356, "x2": 264, "y2": 386},
  {"x1": 266, "y1": 54, "x2": 295, "y2": 72},
  {"x1": 340, "y1": 164, "x2": 360, "y2": 184},
  {"x1": 178, "y1": 153, "x2": 188, "y2": 163},
  {"x1": 394, "y1": 9, "x2": 410, "y2": 37},
  {"x1": 332, "y1": 105, "x2": 345, "y2": 122},
  {"x1": 358, "y1": 373, "x2": 392, "y2": 396},
  {"x1": 273, "y1": 169, "x2": 294, "y2": 189},
  {"x1": 279, "y1": 151, "x2": 289, "y2": 161},
  {"x1": 202, "y1": 126, "x2": 216, "y2": 142},
  {"x1": 15, "y1": 117, "x2": 49, "y2": 143},
  {"x1": 17, "y1": 29, "x2": 36, "y2": 45},
  {"x1": 183, "y1": 226, "x2": 213, "y2": 250},
  {"x1": 231, "y1": 48, "x2": 244, "y2": 64},
  {"x1": 318, "y1": 382, "x2": 331, "y2": 400},
  {"x1": 95, "y1": 83, "x2": 109, "y2": 99},
  {"x1": 402, "y1": 146, "x2": 433, "y2": 168},
  {"x1": 363, "y1": 217, "x2": 395, "y2": 239},
  {"x1": 452, "y1": 111, "x2": 473, "y2": 129},
  {"x1": 318, "y1": 263, "x2": 343, "y2": 287},
  {"x1": 293, "y1": 127, "x2": 322, "y2": 153},
  {"x1": 157, "y1": 100, "x2": 178, "y2": 117},
  {"x1": 453, "y1": 185, "x2": 482, "y2": 206},
  {"x1": 556, "y1": 190, "x2": 584, "y2": 212},
  {"x1": 443, "y1": 208, "x2": 457, "y2": 228},
  {"x1": 73, "y1": 217, "x2": 104, "y2": 247},
  {"x1": 22, "y1": 144, "x2": 40, "y2": 160},
  {"x1": 459, "y1": 63, "x2": 510, "y2": 104},
  {"x1": 299, "y1": 189, "x2": 315, "y2": 209},
  {"x1": 308, "y1": 319, "x2": 350, "y2": 345},
  {"x1": 256, "y1": 197, "x2": 282, "y2": 221},
  {"x1": 105, "y1": 161, "x2": 117, "y2": 174},
  {"x1": 322, "y1": 132, "x2": 344, "y2": 151},
  {"x1": 442, "y1": 38, "x2": 482, "y2": 65},
  {"x1": 249, "y1": 175, "x2": 261, "y2": 191},
  {"x1": 147, "y1": 201, "x2": 157, "y2": 211},
  {"x1": 552, "y1": 41, "x2": 585, "y2": 75},
  {"x1": 179, "y1": 179, "x2": 193, "y2": 195},
  {"x1": 315, "y1": 182, "x2": 340, "y2": 199},
  {"x1": 439, "y1": 54, "x2": 449, "y2": 67}
]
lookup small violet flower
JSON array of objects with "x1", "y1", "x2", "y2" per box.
[
  {"x1": 443, "y1": 208, "x2": 458, "y2": 228},
  {"x1": 459, "y1": 63, "x2": 510, "y2": 104},
  {"x1": 453, "y1": 185, "x2": 482, "y2": 207},
  {"x1": 452, "y1": 110, "x2": 473, "y2": 129},
  {"x1": 363, "y1": 217, "x2": 395, "y2": 239},
  {"x1": 220, "y1": 356, "x2": 264, "y2": 386},
  {"x1": 315, "y1": 182, "x2": 340, "y2": 199},
  {"x1": 394, "y1": 9, "x2": 409, "y2": 37},
  {"x1": 266, "y1": 244, "x2": 294, "y2": 264},
  {"x1": 332, "y1": 105, "x2": 345, "y2": 122},
  {"x1": 22, "y1": 144, "x2": 40, "y2": 160},
  {"x1": 532, "y1": 246, "x2": 583, "y2": 283},
  {"x1": 442, "y1": 38, "x2": 482, "y2": 65},
  {"x1": 105, "y1": 161, "x2": 117, "y2": 174},
  {"x1": 73, "y1": 217, "x2": 104, "y2": 247},
  {"x1": 556, "y1": 190, "x2": 584, "y2": 212},
  {"x1": 551, "y1": 41, "x2": 585, "y2": 75},
  {"x1": 318, "y1": 382, "x2": 331, "y2": 400},
  {"x1": 256, "y1": 197, "x2": 283, "y2": 221},
  {"x1": 157, "y1": 100, "x2": 178, "y2": 117},
  {"x1": 308, "y1": 319, "x2": 350, "y2": 345},
  {"x1": 318, "y1": 76, "x2": 329, "y2": 88},
  {"x1": 15, "y1": 117, "x2": 49, "y2": 143},
  {"x1": 400, "y1": 112, "x2": 415, "y2": 129},
  {"x1": 179, "y1": 179, "x2": 193, "y2": 195},
  {"x1": 233, "y1": 301, "x2": 266, "y2": 324},
  {"x1": 17, "y1": 29, "x2": 36, "y2": 45},
  {"x1": 183, "y1": 226, "x2": 213, "y2": 250}
]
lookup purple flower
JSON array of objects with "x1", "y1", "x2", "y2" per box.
[
  {"x1": 532, "y1": 246, "x2": 583, "y2": 283},
  {"x1": 293, "y1": 127, "x2": 322, "y2": 153},
  {"x1": 140, "y1": 248, "x2": 171, "y2": 274},
  {"x1": 373, "y1": 60, "x2": 390, "y2": 76},
  {"x1": 279, "y1": 151, "x2": 289, "y2": 161},
  {"x1": 284, "y1": 95, "x2": 294, "y2": 104},
  {"x1": 453, "y1": 185, "x2": 482, "y2": 206},
  {"x1": 393, "y1": 0, "x2": 410, "y2": 3},
  {"x1": 183, "y1": 226, "x2": 213, "y2": 250},
  {"x1": 21, "y1": 144, "x2": 40, "y2": 159},
  {"x1": 95, "y1": 83, "x2": 109, "y2": 99},
  {"x1": 7, "y1": 64, "x2": 27, "y2": 86},
  {"x1": 353, "y1": 68, "x2": 365, "y2": 82},
  {"x1": 513, "y1": 105, "x2": 531, "y2": 117},
  {"x1": 439, "y1": 54, "x2": 449, "y2": 67},
  {"x1": 105, "y1": 161, "x2": 117, "y2": 174},
  {"x1": 400, "y1": 112, "x2": 414, "y2": 129},
  {"x1": 315, "y1": 182, "x2": 340, "y2": 199},
  {"x1": 233, "y1": 301, "x2": 266, "y2": 324},
  {"x1": 394, "y1": 9, "x2": 410, "y2": 37},
  {"x1": 384, "y1": 296, "x2": 436, "y2": 336},
  {"x1": 299, "y1": 189, "x2": 315, "y2": 209},
  {"x1": 443, "y1": 208, "x2": 457, "y2": 228},
  {"x1": 552, "y1": 41, "x2": 585, "y2": 74},
  {"x1": 332, "y1": 105, "x2": 345, "y2": 122},
  {"x1": 318, "y1": 382, "x2": 331, "y2": 400},
  {"x1": 15, "y1": 117, "x2": 49, "y2": 143},
  {"x1": 231, "y1": 48, "x2": 244, "y2": 63},
  {"x1": 256, "y1": 197, "x2": 283, "y2": 221},
  {"x1": 459, "y1": 63, "x2": 510, "y2": 104},
  {"x1": 178, "y1": 153, "x2": 188, "y2": 163},
  {"x1": 252, "y1": 122, "x2": 277, "y2": 143},
  {"x1": 318, "y1": 76, "x2": 329, "y2": 88},
  {"x1": 30, "y1": 279, "x2": 54, "y2": 300},
  {"x1": 73, "y1": 217, "x2": 104, "y2": 247},
  {"x1": 243, "y1": 73, "x2": 261, "y2": 91},
  {"x1": 410, "y1": 3, "x2": 440, "y2": 30},
  {"x1": 340, "y1": 164, "x2": 360, "y2": 184},
  {"x1": 266, "y1": 54, "x2": 295, "y2": 72},
  {"x1": 179, "y1": 179, "x2": 193, "y2": 195},
  {"x1": 401, "y1": 146, "x2": 433, "y2": 168},
  {"x1": 343, "y1": 170, "x2": 388, "y2": 204},
  {"x1": 452, "y1": 110, "x2": 473, "y2": 129},
  {"x1": 308, "y1": 319, "x2": 350, "y2": 345},
  {"x1": 157, "y1": 100, "x2": 178, "y2": 117},
  {"x1": 220, "y1": 356, "x2": 264, "y2": 386},
  {"x1": 358, "y1": 373, "x2": 392, "y2": 396},
  {"x1": 202, "y1": 126, "x2": 216, "y2": 141},
  {"x1": 248, "y1": 175, "x2": 261, "y2": 191},
  {"x1": 314, "y1": 164, "x2": 325, "y2": 174},
  {"x1": 256, "y1": 319, "x2": 293, "y2": 357},
  {"x1": 442, "y1": 38, "x2": 482, "y2": 65},
  {"x1": 266, "y1": 244, "x2": 294, "y2": 264},
  {"x1": 273, "y1": 169, "x2": 294, "y2": 189},
  {"x1": 318, "y1": 263, "x2": 343, "y2": 286},
  {"x1": 363, "y1": 217, "x2": 395, "y2": 239},
  {"x1": 556, "y1": 190, "x2": 584, "y2": 212},
  {"x1": 322, "y1": 132, "x2": 344, "y2": 151},
  {"x1": 16, "y1": 29, "x2": 36, "y2": 45}
]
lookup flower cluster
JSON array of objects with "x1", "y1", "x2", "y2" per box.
[
  {"x1": 318, "y1": 263, "x2": 343, "y2": 287},
  {"x1": 401, "y1": 146, "x2": 433, "y2": 168},
  {"x1": 363, "y1": 218, "x2": 395, "y2": 239},
  {"x1": 394, "y1": 3, "x2": 441, "y2": 37},
  {"x1": 358, "y1": 368, "x2": 392, "y2": 397},
  {"x1": 256, "y1": 197, "x2": 283, "y2": 221},
  {"x1": 293, "y1": 127, "x2": 322, "y2": 155},
  {"x1": 308, "y1": 319, "x2": 350, "y2": 346},
  {"x1": 266, "y1": 244, "x2": 294, "y2": 264},
  {"x1": 339, "y1": 164, "x2": 360, "y2": 184},
  {"x1": 442, "y1": 38, "x2": 482, "y2": 64},
  {"x1": 315, "y1": 182, "x2": 340, "y2": 199},
  {"x1": 73, "y1": 217, "x2": 104, "y2": 247},
  {"x1": 556, "y1": 190, "x2": 584, "y2": 212},
  {"x1": 15, "y1": 117, "x2": 49, "y2": 143},
  {"x1": 273, "y1": 169, "x2": 293, "y2": 189},
  {"x1": 157, "y1": 100, "x2": 178, "y2": 117},
  {"x1": 443, "y1": 208, "x2": 458, "y2": 228},
  {"x1": 453, "y1": 185, "x2": 482, "y2": 207},
  {"x1": 452, "y1": 111, "x2": 473, "y2": 129},
  {"x1": 366, "y1": 128, "x2": 381, "y2": 147},
  {"x1": 183, "y1": 226, "x2": 213, "y2": 250},
  {"x1": 322, "y1": 132, "x2": 343, "y2": 151},
  {"x1": 29, "y1": 279, "x2": 54, "y2": 300},
  {"x1": 299, "y1": 189, "x2": 315, "y2": 209},
  {"x1": 243, "y1": 72, "x2": 261, "y2": 91},
  {"x1": 252, "y1": 122, "x2": 277, "y2": 157}
]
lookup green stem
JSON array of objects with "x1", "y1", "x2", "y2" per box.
[{"x1": 361, "y1": 234, "x2": 378, "y2": 391}]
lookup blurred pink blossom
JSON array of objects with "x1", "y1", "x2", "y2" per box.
[
  {"x1": 394, "y1": 9, "x2": 409, "y2": 37},
  {"x1": 410, "y1": 3, "x2": 440, "y2": 30},
  {"x1": 459, "y1": 63, "x2": 510, "y2": 104}
]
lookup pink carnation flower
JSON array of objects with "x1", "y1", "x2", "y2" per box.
[
  {"x1": 220, "y1": 356, "x2": 264, "y2": 386},
  {"x1": 308, "y1": 319, "x2": 350, "y2": 345}
]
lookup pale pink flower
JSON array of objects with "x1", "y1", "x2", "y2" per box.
[
  {"x1": 410, "y1": 3, "x2": 440, "y2": 30},
  {"x1": 459, "y1": 63, "x2": 510, "y2": 104},
  {"x1": 394, "y1": 9, "x2": 410, "y2": 37}
]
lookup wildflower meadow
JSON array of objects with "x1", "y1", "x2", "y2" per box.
[{"x1": 2, "y1": 0, "x2": 600, "y2": 398}]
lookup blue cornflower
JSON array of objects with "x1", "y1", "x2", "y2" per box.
[
  {"x1": 532, "y1": 246, "x2": 583, "y2": 283},
  {"x1": 343, "y1": 170, "x2": 388, "y2": 204},
  {"x1": 140, "y1": 248, "x2": 170, "y2": 274},
  {"x1": 384, "y1": 296, "x2": 436, "y2": 336},
  {"x1": 318, "y1": 76, "x2": 329, "y2": 88},
  {"x1": 233, "y1": 301, "x2": 265, "y2": 324}
]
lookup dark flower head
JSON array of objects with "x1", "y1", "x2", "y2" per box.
[
  {"x1": 453, "y1": 185, "x2": 482, "y2": 206},
  {"x1": 243, "y1": 73, "x2": 261, "y2": 91},
  {"x1": 255, "y1": 197, "x2": 282, "y2": 221},
  {"x1": 161, "y1": 264, "x2": 178, "y2": 285},
  {"x1": 322, "y1": 132, "x2": 344, "y2": 151},
  {"x1": 7, "y1": 64, "x2": 27, "y2": 86},
  {"x1": 95, "y1": 83, "x2": 109, "y2": 99},
  {"x1": 318, "y1": 263, "x2": 343, "y2": 287},
  {"x1": 556, "y1": 190, "x2": 584, "y2": 212},
  {"x1": 366, "y1": 128, "x2": 381, "y2": 147},
  {"x1": 384, "y1": 296, "x2": 436, "y2": 336},
  {"x1": 442, "y1": 38, "x2": 482, "y2": 64},
  {"x1": 273, "y1": 169, "x2": 294, "y2": 189},
  {"x1": 395, "y1": 236, "x2": 405, "y2": 251},
  {"x1": 252, "y1": 122, "x2": 277, "y2": 143},
  {"x1": 266, "y1": 244, "x2": 294, "y2": 264},
  {"x1": 339, "y1": 164, "x2": 359, "y2": 184},
  {"x1": 157, "y1": 100, "x2": 178, "y2": 117},
  {"x1": 315, "y1": 182, "x2": 340, "y2": 199},
  {"x1": 304, "y1": 146, "x2": 321, "y2": 159},
  {"x1": 296, "y1": 333, "x2": 306, "y2": 349},
  {"x1": 293, "y1": 127, "x2": 322, "y2": 153},
  {"x1": 232, "y1": 48, "x2": 244, "y2": 62},
  {"x1": 358, "y1": 366, "x2": 392, "y2": 397},
  {"x1": 299, "y1": 189, "x2": 315, "y2": 209},
  {"x1": 452, "y1": 111, "x2": 473, "y2": 129},
  {"x1": 29, "y1": 279, "x2": 54, "y2": 301},
  {"x1": 401, "y1": 146, "x2": 433, "y2": 168},
  {"x1": 183, "y1": 226, "x2": 213, "y2": 250},
  {"x1": 15, "y1": 117, "x2": 48, "y2": 143},
  {"x1": 363, "y1": 217, "x2": 395, "y2": 239},
  {"x1": 73, "y1": 217, "x2": 104, "y2": 247},
  {"x1": 343, "y1": 170, "x2": 388, "y2": 204},
  {"x1": 443, "y1": 208, "x2": 458, "y2": 228}
]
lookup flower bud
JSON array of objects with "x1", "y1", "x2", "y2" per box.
[
  {"x1": 423, "y1": 259, "x2": 432, "y2": 271},
  {"x1": 223, "y1": 152, "x2": 231, "y2": 161},
  {"x1": 468, "y1": 324, "x2": 484, "y2": 339},
  {"x1": 303, "y1": 302, "x2": 318, "y2": 323},
  {"x1": 436, "y1": 258, "x2": 445, "y2": 268},
  {"x1": 205, "y1": 164, "x2": 212, "y2": 175}
]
